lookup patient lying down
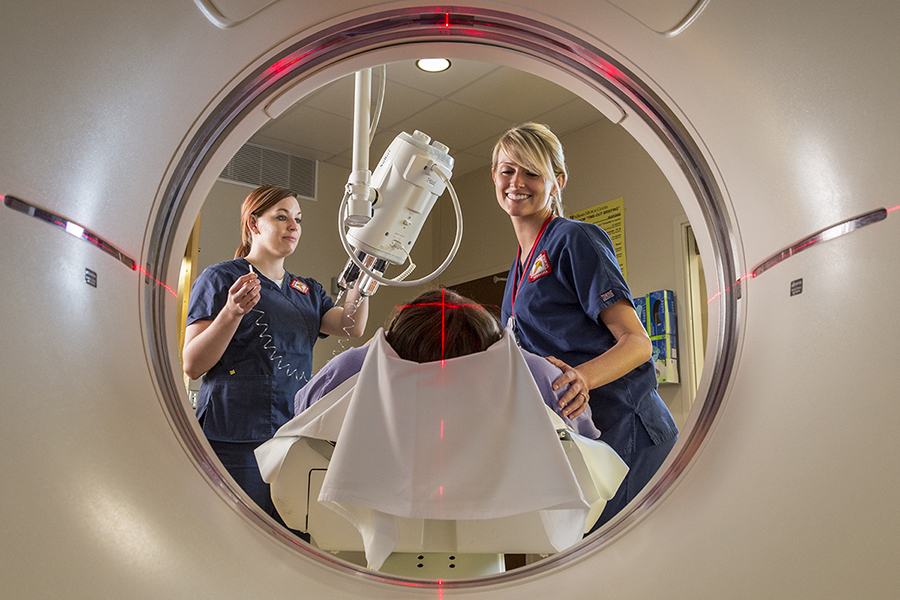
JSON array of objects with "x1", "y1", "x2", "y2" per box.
[{"x1": 255, "y1": 289, "x2": 627, "y2": 571}]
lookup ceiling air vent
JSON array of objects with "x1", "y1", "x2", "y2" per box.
[{"x1": 220, "y1": 143, "x2": 317, "y2": 200}]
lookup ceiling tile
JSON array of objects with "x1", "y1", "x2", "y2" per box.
[
  {"x1": 448, "y1": 66, "x2": 580, "y2": 122},
  {"x1": 303, "y1": 76, "x2": 355, "y2": 116},
  {"x1": 447, "y1": 150, "x2": 491, "y2": 179},
  {"x1": 533, "y1": 98, "x2": 606, "y2": 136},
  {"x1": 247, "y1": 59, "x2": 607, "y2": 176},
  {"x1": 376, "y1": 82, "x2": 441, "y2": 130},
  {"x1": 390, "y1": 100, "x2": 512, "y2": 153},
  {"x1": 255, "y1": 105, "x2": 353, "y2": 157},
  {"x1": 385, "y1": 59, "x2": 499, "y2": 97}
]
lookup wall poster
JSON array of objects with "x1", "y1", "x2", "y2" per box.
[{"x1": 568, "y1": 196, "x2": 627, "y2": 279}]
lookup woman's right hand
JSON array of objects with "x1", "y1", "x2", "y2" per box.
[
  {"x1": 183, "y1": 273, "x2": 260, "y2": 380},
  {"x1": 225, "y1": 273, "x2": 261, "y2": 317},
  {"x1": 546, "y1": 355, "x2": 591, "y2": 419}
]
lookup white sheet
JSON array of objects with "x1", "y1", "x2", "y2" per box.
[{"x1": 255, "y1": 328, "x2": 627, "y2": 570}]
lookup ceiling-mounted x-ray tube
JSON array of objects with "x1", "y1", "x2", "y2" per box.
[{"x1": 335, "y1": 68, "x2": 463, "y2": 298}]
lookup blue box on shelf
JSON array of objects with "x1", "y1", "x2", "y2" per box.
[{"x1": 647, "y1": 290, "x2": 678, "y2": 383}]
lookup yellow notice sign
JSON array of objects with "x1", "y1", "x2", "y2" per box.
[{"x1": 568, "y1": 197, "x2": 627, "y2": 279}]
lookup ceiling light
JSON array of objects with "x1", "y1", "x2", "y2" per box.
[{"x1": 416, "y1": 58, "x2": 451, "y2": 73}]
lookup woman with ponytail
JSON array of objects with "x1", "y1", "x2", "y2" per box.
[{"x1": 182, "y1": 185, "x2": 368, "y2": 521}]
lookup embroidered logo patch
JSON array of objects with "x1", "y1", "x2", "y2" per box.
[
  {"x1": 601, "y1": 290, "x2": 615, "y2": 302},
  {"x1": 290, "y1": 278, "x2": 309, "y2": 294},
  {"x1": 529, "y1": 251, "x2": 552, "y2": 282}
]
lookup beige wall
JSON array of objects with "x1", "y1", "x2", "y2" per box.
[{"x1": 192, "y1": 118, "x2": 694, "y2": 428}]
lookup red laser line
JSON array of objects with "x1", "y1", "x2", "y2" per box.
[
  {"x1": 441, "y1": 288, "x2": 446, "y2": 368},
  {"x1": 134, "y1": 264, "x2": 177, "y2": 297},
  {"x1": 707, "y1": 273, "x2": 754, "y2": 304},
  {"x1": 395, "y1": 302, "x2": 484, "y2": 310},
  {"x1": 395, "y1": 295, "x2": 486, "y2": 367}
]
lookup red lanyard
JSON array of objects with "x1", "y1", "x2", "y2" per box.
[{"x1": 511, "y1": 216, "x2": 553, "y2": 320}]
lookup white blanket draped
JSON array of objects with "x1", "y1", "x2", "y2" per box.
[{"x1": 256, "y1": 328, "x2": 626, "y2": 570}]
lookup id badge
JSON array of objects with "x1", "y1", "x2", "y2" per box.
[{"x1": 506, "y1": 316, "x2": 520, "y2": 345}]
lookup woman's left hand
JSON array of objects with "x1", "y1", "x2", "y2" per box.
[{"x1": 546, "y1": 356, "x2": 590, "y2": 419}]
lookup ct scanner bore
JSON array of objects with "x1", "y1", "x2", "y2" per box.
[
  {"x1": 147, "y1": 6, "x2": 739, "y2": 584},
  {"x1": 2, "y1": 1, "x2": 899, "y2": 598}
]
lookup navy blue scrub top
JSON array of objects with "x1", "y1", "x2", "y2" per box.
[
  {"x1": 187, "y1": 257, "x2": 335, "y2": 442},
  {"x1": 500, "y1": 217, "x2": 678, "y2": 456}
]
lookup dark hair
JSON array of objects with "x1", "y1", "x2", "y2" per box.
[
  {"x1": 385, "y1": 289, "x2": 502, "y2": 363},
  {"x1": 234, "y1": 185, "x2": 298, "y2": 259}
]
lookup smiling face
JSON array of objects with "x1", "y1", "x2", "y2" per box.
[
  {"x1": 490, "y1": 123, "x2": 568, "y2": 223},
  {"x1": 492, "y1": 149, "x2": 561, "y2": 221},
  {"x1": 249, "y1": 196, "x2": 302, "y2": 258}
]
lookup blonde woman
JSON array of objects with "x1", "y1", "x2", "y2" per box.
[{"x1": 492, "y1": 123, "x2": 677, "y2": 530}]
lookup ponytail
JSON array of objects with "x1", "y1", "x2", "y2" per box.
[{"x1": 234, "y1": 235, "x2": 252, "y2": 259}]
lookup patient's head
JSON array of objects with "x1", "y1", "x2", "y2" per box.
[{"x1": 385, "y1": 289, "x2": 502, "y2": 363}]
